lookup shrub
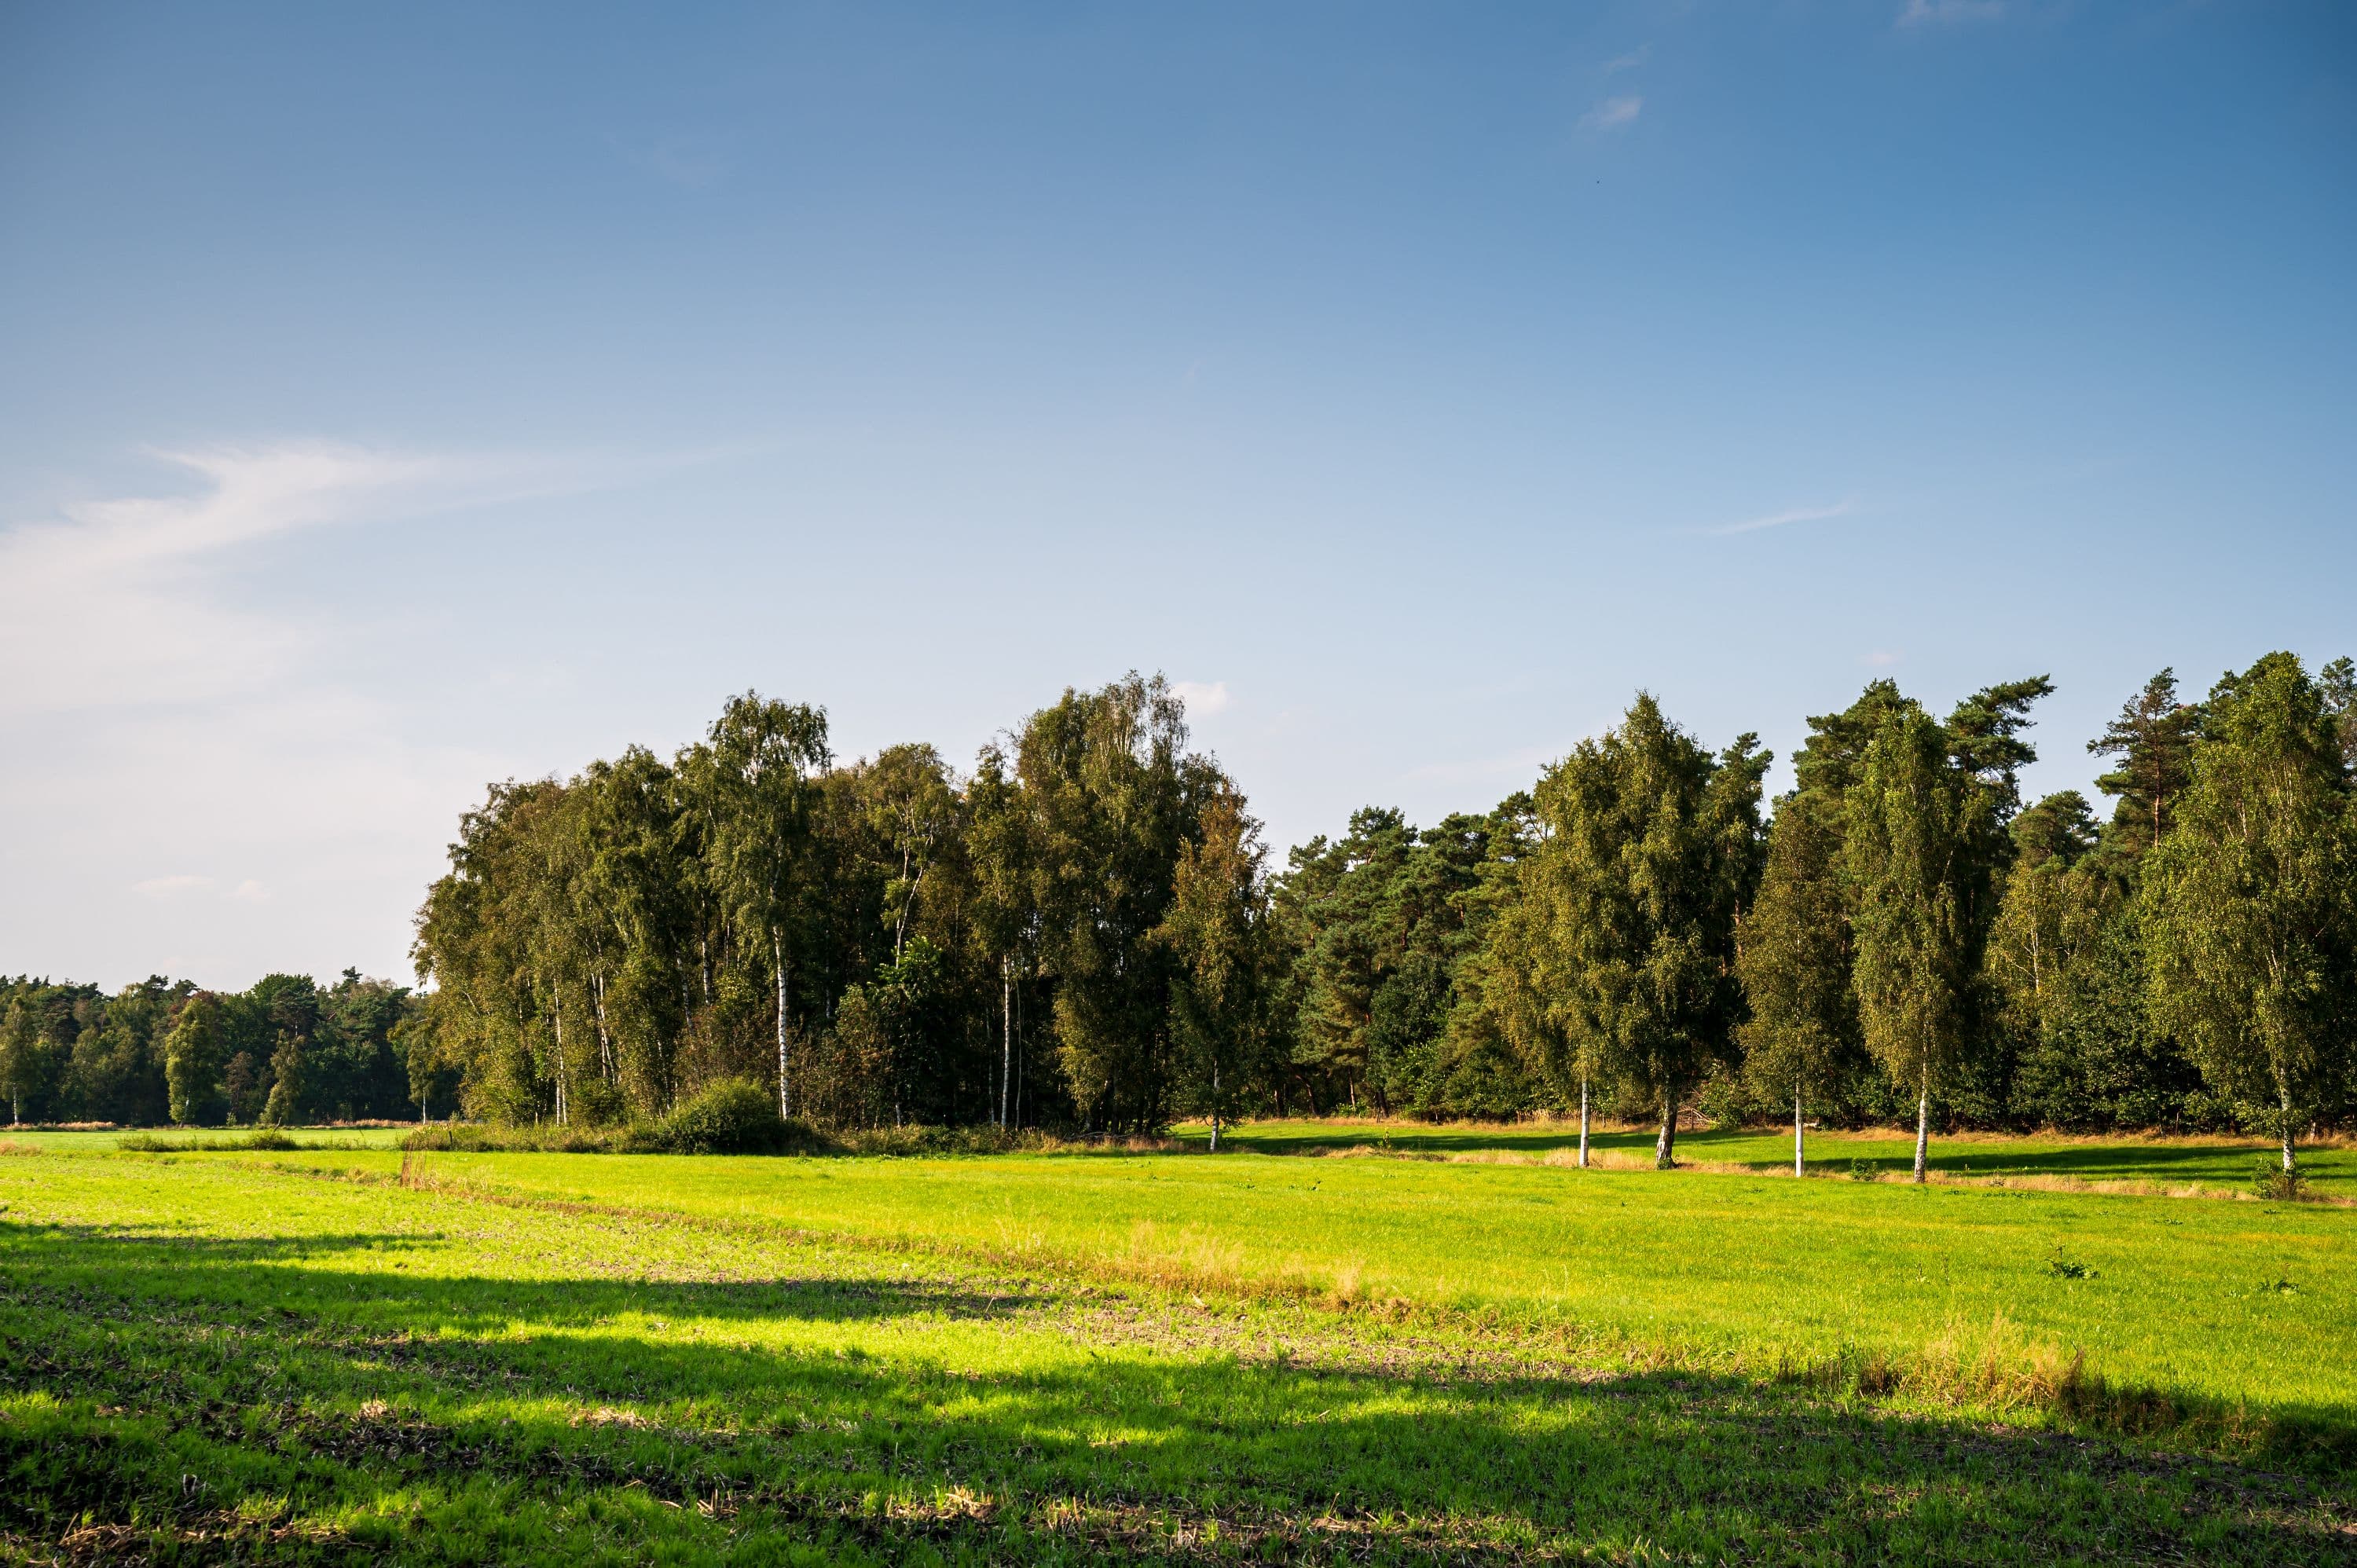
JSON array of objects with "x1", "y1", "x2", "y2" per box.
[
  {"x1": 639, "y1": 1079, "x2": 803, "y2": 1155},
  {"x1": 2252, "y1": 1163, "x2": 2315, "y2": 1203}
]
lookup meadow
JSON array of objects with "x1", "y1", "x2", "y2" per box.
[
  {"x1": 2, "y1": 1130, "x2": 2352, "y2": 1563},
  {"x1": 1173, "y1": 1117, "x2": 2357, "y2": 1194}
]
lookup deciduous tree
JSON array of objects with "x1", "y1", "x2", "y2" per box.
[{"x1": 2144, "y1": 652, "x2": 2357, "y2": 1174}]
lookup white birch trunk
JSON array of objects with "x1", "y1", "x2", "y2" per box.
[
  {"x1": 1578, "y1": 1079, "x2": 1589, "y2": 1169},
  {"x1": 1913, "y1": 1074, "x2": 1930, "y2": 1184},
  {"x1": 1001, "y1": 962, "x2": 1013, "y2": 1130},
  {"x1": 1793, "y1": 1084, "x2": 1804, "y2": 1178},
  {"x1": 775, "y1": 934, "x2": 790, "y2": 1120},
  {"x1": 552, "y1": 999, "x2": 566, "y2": 1127},
  {"x1": 1211, "y1": 1061, "x2": 1222, "y2": 1153}
]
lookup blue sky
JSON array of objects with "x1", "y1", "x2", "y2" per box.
[{"x1": 2, "y1": 2, "x2": 2352, "y2": 990}]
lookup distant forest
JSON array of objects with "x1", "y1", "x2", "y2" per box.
[{"x1": 6, "y1": 654, "x2": 2354, "y2": 1156}]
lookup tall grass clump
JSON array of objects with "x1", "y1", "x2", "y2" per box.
[
  {"x1": 119, "y1": 1130, "x2": 314, "y2": 1152},
  {"x1": 405, "y1": 1080, "x2": 827, "y2": 1155}
]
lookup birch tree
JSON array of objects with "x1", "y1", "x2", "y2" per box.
[
  {"x1": 2144, "y1": 652, "x2": 2357, "y2": 1174},
  {"x1": 163, "y1": 991, "x2": 225, "y2": 1127},
  {"x1": 1157, "y1": 786, "x2": 1281, "y2": 1151},
  {"x1": 1846, "y1": 705, "x2": 1976, "y2": 1183},
  {"x1": 1736, "y1": 793, "x2": 1854, "y2": 1176},
  {"x1": 1528, "y1": 694, "x2": 1767, "y2": 1169},
  {"x1": 698, "y1": 692, "x2": 830, "y2": 1118}
]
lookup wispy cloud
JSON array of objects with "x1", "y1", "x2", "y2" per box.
[
  {"x1": 613, "y1": 132, "x2": 734, "y2": 189},
  {"x1": 0, "y1": 443, "x2": 618, "y2": 716},
  {"x1": 1174, "y1": 680, "x2": 1232, "y2": 716},
  {"x1": 0, "y1": 440, "x2": 625, "y2": 986},
  {"x1": 130, "y1": 873, "x2": 269, "y2": 903},
  {"x1": 133, "y1": 874, "x2": 214, "y2": 899},
  {"x1": 1864, "y1": 650, "x2": 1904, "y2": 668},
  {"x1": 1407, "y1": 744, "x2": 1556, "y2": 786},
  {"x1": 1581, "y1": 95, "x2": 1644, "y2": 132},
  {"x1": 1897, "y1": 0, "x2": 2003, "y2": 26},
  {"x1": 1603, "y1": 46, "x2": 1650, "y2": 75},
  {"x1": 1708, "y1": 499, "x2": 1858, "y2": 537}
]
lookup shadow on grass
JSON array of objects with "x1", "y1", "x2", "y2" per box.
[
  {"x1": 1186, "y1": 1123, "x2": 2344, "y2": 1185},
  {"x1": 2, "y1": 1222, "x2": 2352, "y2": 1564}
]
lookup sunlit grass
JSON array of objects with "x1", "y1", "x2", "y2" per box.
[
  {"x1": 1174, "y1": 1116, "x2": 2357, "y2": 1193},
  {"x1": 2, "y1": 1143, "x2": 2352, "y2": 1563}
]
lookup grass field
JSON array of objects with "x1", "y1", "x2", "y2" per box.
[
  {"x1": 1173, "y1": 1117, "x2": 2357, "y2": 1194},
  {"x1": 0, "y1": 1125, "x2": 415, "y2": 1152},
  {"x1": 3, "y1": 1134, "x2": 2353, "y2": 1563}
]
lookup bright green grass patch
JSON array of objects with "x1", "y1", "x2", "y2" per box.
[
  {"x1": 2, "y1": 1152, "x2": 2352, "y2": 1563},
  {"x1": 203, "y1": 1141, "x2": 2357, "y2": 1422},
  {"x1": 1172, "y1": 1117, "x2": 2357, "y2": 1193},
  {"x1": 0, "y1": 1124, "x2": 414, "y2": 1152}
]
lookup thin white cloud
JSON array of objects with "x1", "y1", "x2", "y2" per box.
[
  {"x1": 1582, "y1": 96, "x2": 1644, "y2": 132},
  {"x1": 1865, "y1": 650, "x2": 1904, "y2": 668},
  {"x1": 613, "y1": 132, "x2": 733, "y2": 189},
  {"x1": 1407, "y1": 744, "x2": 1556, "y2": 786},
  {"x1": 1603, "y1": 47, "x2": 1650, "y2": 75},
  {"x1": 1174, "y1": 680, "x2": 1232, "y2": 716},
  {"x1": 130, "y1": 873, "x2": 272, "y2": 903},
  {"x1": 1898, "y1": 0, "x2": 2003, "y2": 25},
  {"x1": 0, "y1": 443, "x2": 614, "y2": 716},
  {"x1": 133, "y1": 874, "x2": 214, "y2": 899},
  {"x1": 1708, "y1": 499, "x2": 1858, "y2": 537}
]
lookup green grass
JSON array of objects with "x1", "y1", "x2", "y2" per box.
[
  {"x1": 2, "y1": 1141, "x2": 2352, "y2": 1563},
  {"x1": 0, "y1": 1123, "x2": 414, "y2": 1152},
  {"x1": 1173, "y1": 1116, "x2": 2357, "y2": 1193}
]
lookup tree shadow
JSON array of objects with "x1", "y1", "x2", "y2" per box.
[
  {"x1": 3, "y1": 1222, "x2": 2351, "y2": 1563},
  {"x1": 1189, "y1": 1123, "x2": 2347, "y2": 1189}
]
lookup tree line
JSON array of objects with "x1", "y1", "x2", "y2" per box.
[
  {"x1": 7, "y1": 656, "x2": 2352, "y2": 1170},
  {"x1": 0, "y1": 969, "x2": 416, "y2": 1127}
]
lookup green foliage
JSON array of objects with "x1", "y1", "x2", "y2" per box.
[
  {"x1": 1155, "y1": 786, "x2": 1285, "y2": 1145},
  {"x1": 2144, "y1": 652, "x2": 2357, "y2": 1171},
  {"x1": 642, "y1": 1076, "x2": 801, "y2": 1155},
  {"x1": 162, "y1": 991, "x2": 224, "y2": 1126},
  {"x1": 0, "y1": 972, "x2": 416, "y2": 1129},
  {"x1": 2253, "y1": 1162, "x2": 2317, "y2": 1203},
  {"x1": 2088, "y1": 669, "x2": 2201, "y2": 862},
  {"x1": 1846, "y1": 702, "x2": 1990, "y2": 1147},
  {"x1": 19, "y1": 654, "x2": 2356, "y2": 1154},
  {"x1": 1738, "y1": 791, "x2": 1857, "y2": 1127},
  {"x1": 1525, "y1": 694, "x2": 1769, "y2": 1166}
]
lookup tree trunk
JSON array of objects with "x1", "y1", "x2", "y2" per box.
[
  {"x1": 1655, "y1": 1089, "x2": 1677, "y2": 1170},
  {"x1": 552, "y1": 999, "x2": 566, "y2": 1127},
  {"x1": 1913, "y1": 1071, "x2": 1930, "y2": 1184},
  {"x1": 775, "y1": 935, "x2": 790, "y2": 1120},
  {"x1": 1578, "y1": 1079, "x2": 1589, "y2": 1169},
  {"x1": 2282, "y1": 1086, "x2": 2298, "y2": 1174},
  {"x1": 1211, "y1": 1061, "x2": 1222, "y2": 1154},
  {"x1": 1000, "y1": 962, "x2": 1013, "y2": 1130},
  {"x1": 592, "y1": 971, "x2": 614, "y2": 1083},
  {"x1": 1794, "y1": 1083, "x2": 1805, "y2": 1178}
]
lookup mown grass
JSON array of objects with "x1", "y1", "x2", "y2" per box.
[{"x1": 2, "y1": 1144, "x2": 2352, "y2": 1563}]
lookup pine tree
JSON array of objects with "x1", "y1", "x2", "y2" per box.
[{"x1": 2088, "y1": 670, "x2": 2201, "y2": 860}]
